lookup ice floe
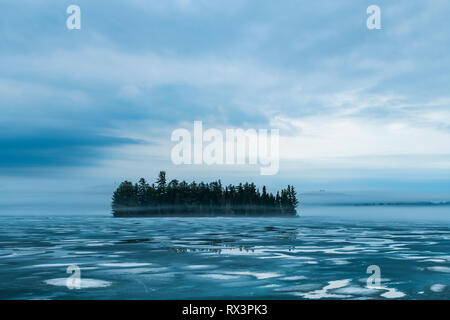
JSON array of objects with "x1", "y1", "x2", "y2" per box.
[
  {"x1": 44, "y1": 278, "x2": 112, "y2": 289},
  {"x1": 98, "y1": 262, "x2": 152, "y2": 267},
  {"x1": 430, "y1": 284, "x2": 446, "y2": 292}
]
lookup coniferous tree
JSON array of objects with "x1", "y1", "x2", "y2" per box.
[
  {"x1": 112, "y1": 181, "x2": 139, "y2": 216},
  {"x1": 111, "y1": 171, "x2": 299, "y2": 217}
]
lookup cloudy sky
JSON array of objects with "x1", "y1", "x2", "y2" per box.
[{"x1": 1, "y1": 0, "x2": 449, "y2": 214}]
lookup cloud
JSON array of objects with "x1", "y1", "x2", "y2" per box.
[
  {"x1": 0, "y1": 0, "x2": 449, "y2": 204},
  {"x1": 0, "y1": 129, "x2": 143, "y2": 170},
  {"x1": 1, "y1": 47, "x2": 280, "y2": 90},
  {"x1": 275, "y1": 114, "x2": 450, "y2": 162}
]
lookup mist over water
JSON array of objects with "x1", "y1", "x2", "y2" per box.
[
  {"x1": 301, "y1": 205, "x2": 450, "y2": 222},
  {"x1": 1, "y1": 208, "x2": 449, "y2": 299}
]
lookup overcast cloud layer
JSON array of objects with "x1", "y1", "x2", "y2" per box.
[{"x1": 1, "y1": 0, "x2": 449, "y2": 214}]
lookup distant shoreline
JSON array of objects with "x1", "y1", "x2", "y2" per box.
[{"x1": 306, "y1": 201, "x2": 450, "y2": 207}]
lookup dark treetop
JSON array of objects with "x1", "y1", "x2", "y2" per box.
[{"x1": 112, "y1": 171, "x2": 299, "y2": 217}]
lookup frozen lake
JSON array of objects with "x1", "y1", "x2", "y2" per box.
[{"x1": 0, "y1": 209, "x2": 449, "y2": 299}]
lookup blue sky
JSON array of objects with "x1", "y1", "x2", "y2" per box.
[{"x1": 1, "y1": 0, "x2": 450, "y2": 214}]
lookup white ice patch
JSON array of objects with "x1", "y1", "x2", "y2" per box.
[
  {"x1": 44, "y1": 278, "x2": 111, "y2": 289},
  {"x1": 199, "y1": 274, "x2": 241, "y2": 280},
  {"x1": 427, "y1": 266, "x2": 450, "y2": 273},
  {"x1": 368, "y1": 285, "x2": 406, "y2": 299},
  {"x1": 184, "y1": 265, "x2": 216, "y2": 270},
  {"x1": 281, "y1": 276, "x2": 307, "y2": 281},
  {"x1": 298, "y1": 279, "x2": 352, "y2": 299},
  {"x1": 28, "y1": 263, "x2": 86, "y2": 268},
  {"x1": 98, "y1": 263, "x2": 152, "y2": 268},
  {"x1": 421, "y1": 259, "x2": 446, "y2": 263},
  {"x1": 334, "y1": 286, "x2": 378, "y2": 296},
  {"x1": 430, "y1": 284, "x2": 446, "y2": 293},
  {"x1": 225, "y1": 271, "x2": 281, "y2": 280},
  {"x1": 260, "y1": 284, "x2": 280, "y2": 288},
  {"x1": 379, "y1": 287, "x2": 406, "y2": 299}
]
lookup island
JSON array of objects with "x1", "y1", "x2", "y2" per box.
[{"x1": 112, "y1": 171, "x2": 298, "y2": 217}]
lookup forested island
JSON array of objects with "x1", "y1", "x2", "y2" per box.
[{"x1": 112, "y1": 171, "x2": 298, "y2": 217}]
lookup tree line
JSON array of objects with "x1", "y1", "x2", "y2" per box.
[{"x1": 112, "y1": 171, "x2": 298, "y2": 217}]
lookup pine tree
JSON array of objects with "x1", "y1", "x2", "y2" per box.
[{"x1": 111, "y1": 172, "x2": 299, "y2": 217}]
